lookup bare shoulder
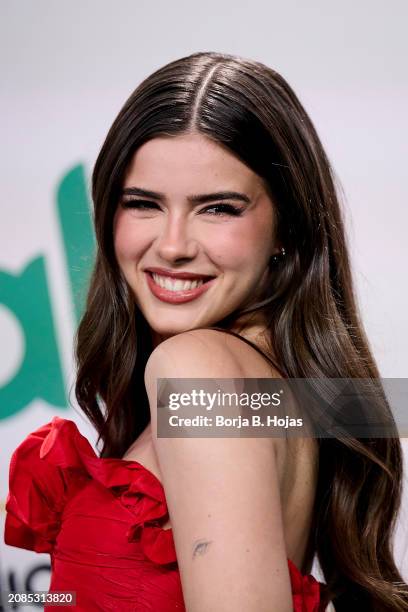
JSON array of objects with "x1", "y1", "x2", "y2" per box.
[
  {"x1": 144, "y1": 328, "x2": 287, "y2": 483},
  {"x1": 145, "y1": 328, "x2": 281, "y2": 381}
]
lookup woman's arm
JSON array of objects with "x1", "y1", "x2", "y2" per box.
[{"x1": 144, "y1": 330, "x2": 293, "y2": 612}]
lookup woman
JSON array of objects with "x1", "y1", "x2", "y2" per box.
[{"x1": 5, "y1": 51, "x2": 407, "y2": 611}]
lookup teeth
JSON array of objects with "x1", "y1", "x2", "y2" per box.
[{"x1": 151, "y1": 273, "x2": 205, "y2": 292}]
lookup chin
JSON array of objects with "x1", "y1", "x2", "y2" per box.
[
  {"x1": 147, "y1": 313, "x2": 217, "y2": 338},
  {"x1": 147, "y1": 319, "x2": 198, "y2": 337}
]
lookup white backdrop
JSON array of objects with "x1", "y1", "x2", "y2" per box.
[{"x1": 1, "y1": 0, "x2": 407, "y2": 608}]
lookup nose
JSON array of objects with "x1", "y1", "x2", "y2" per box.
[{"x1": 155, "y1": 213, "x2": 199, "y2": 263}]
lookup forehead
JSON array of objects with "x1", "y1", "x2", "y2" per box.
[{"x1": 123, "y1": 133, "x2": 266, "y2": 197}]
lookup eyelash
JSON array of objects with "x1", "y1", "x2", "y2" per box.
[{"x1": 121, "y1": 199, "x2": 243, "y2": 217}]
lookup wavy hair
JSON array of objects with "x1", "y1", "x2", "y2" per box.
[{"x1": 75, "y1": 52, "x2": 408, "y2": 610}]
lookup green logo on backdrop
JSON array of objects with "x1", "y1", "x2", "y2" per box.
[{"x1": 0, "y1": 165, "x2": 95, "y2": 419}]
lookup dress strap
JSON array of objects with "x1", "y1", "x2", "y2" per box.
[{"x1": 192, "y1": 326, "x2": 286, "y2": 377}]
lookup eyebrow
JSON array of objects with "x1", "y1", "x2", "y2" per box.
[{"x1": 121, "y1": 186, "x2": 251, "y2": 205}]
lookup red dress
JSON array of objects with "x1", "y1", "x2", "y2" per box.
[{"x1": 4, "y1": 417, "x2": 324, "y2": 611}]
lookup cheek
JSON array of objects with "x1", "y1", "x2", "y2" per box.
[
  {"x1": 208, "y1": 221, "x2": 271, "y2": 270},
  {"x1": 113, "y1": 214, "x2": 147, "y2": 265}
]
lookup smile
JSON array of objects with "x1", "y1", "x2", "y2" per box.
[
  {"x1": 152, "y1": 273, "x2": 204, "y2": 291},
  {"x1": 145, "y1": 272, "x2": 215, "y2": 304}
]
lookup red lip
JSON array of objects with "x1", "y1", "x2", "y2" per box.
[
  {"x1": 145, "y1": 267, "x2": 215, "y2": 281},
  {"x1": 145, "y1": 271, "x2": 215, "y2": 304}
]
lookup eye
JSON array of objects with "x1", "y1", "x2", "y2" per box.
[
  {"x1": 199, "y1": 203, "x2": 243, "y2": 217},
  {"x1": 120, "y1": 199, "x2": 244, "y2": 216},
  {"x1": 121, "y1": 199, "x2": 160, "y2": 210}
]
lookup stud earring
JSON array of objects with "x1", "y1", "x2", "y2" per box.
[{"x1": 270, "y1": 247, "x2": 286, "y2": 264}]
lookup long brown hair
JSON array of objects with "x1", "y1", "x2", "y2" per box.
[{"x1": 75, "y1": 52, "x2": 408, "y2": 610}]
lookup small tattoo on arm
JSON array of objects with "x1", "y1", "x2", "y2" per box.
[{"x1": 192, "y1": 539, "x2": 212, "y2": 558}]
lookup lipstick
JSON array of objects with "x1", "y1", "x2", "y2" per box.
[{"x1": 145, "y1": 271, "x2": 215, "y2": 304}]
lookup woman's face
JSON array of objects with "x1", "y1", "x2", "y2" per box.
[{"x1": 113, "y1": 133, "x2": 278, "y2": 338}]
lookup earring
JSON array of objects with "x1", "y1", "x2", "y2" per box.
[{"x1": 270, "y1": 247, "x2": 286, "y2": 264}]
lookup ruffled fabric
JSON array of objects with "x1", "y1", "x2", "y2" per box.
[
  {"x1": 5, "y1": 417, "x2": 323, "y2": 611},
  {"x1": 288, "y1": 558, "x2": 323, "y2": 612},
  {"x1": 6, "y1": 417, "x2": 175, "y2": 566}
]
